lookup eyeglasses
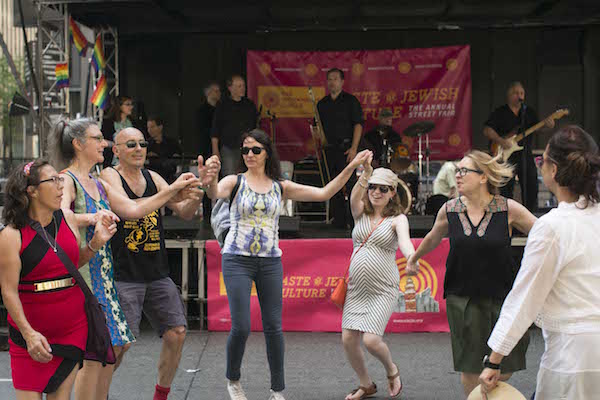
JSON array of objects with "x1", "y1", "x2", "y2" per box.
[
  {"x1": 241, "y1": 146, "x2": 264, "y2": 155},
  {"x1": 455, "y1": 167, "x2": 483, "y2": 177},
  {"x1": 36, "y1": 176, "x2": 65, "y2": 186},
  {"x1": 116, "y1": 140, "x2": 149, "y2": 149},
  {"x1": 122, "y1": 102, "x2": 133, "y2": 106},
  {"x1": 535, "y1": 155, "x2": 556, "y2": 169},
  {"x1": 87, "y1": 134, "x2": 105, "y2": 143},
  {"x1": 368, "y1": 184, "x2": 392, "y2": 193}
]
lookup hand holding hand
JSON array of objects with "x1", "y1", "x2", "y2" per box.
[
  {"x1": 406, "y1": 254, "x2": 420, "y2": 276},
  {"x1": 363, "y1": 152, "x2": 374, "y2": 176},
  {"x1": 348, "y1": 150, "x2": 372, "y2": 169},
  {"x1": 91, "y1": 216, "x2": 117, "y2": 249},
  {"x1": 170, "y1": 172, "x2": 201, "y2": 192},
  {"x1": 479, "y1": 368, "x2": 501, "y2": 400}
]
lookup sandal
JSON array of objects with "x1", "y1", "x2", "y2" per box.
[
  {"x1": 387, "y1": 364, "x2": 403, "y2": 398},
  {"x1": 347, "y1": 382, "x2": 377, "y2": 400}
]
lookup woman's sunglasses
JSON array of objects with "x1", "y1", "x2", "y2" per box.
[
  {"x1": 117, "y1": 140, "x2": 149, "y2": 149},
  {"x1": 241, "y1": 146, "x2": 264, "y2": 155},
  {"x1": 534, "y1": 155, "x2": 557, "y2": 169},
  {"x1": 368, "y1": 184, "x2": 392, "y2": 193}
]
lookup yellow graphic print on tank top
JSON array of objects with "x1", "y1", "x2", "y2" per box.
[{"x1": 124, "y1": 210, "x2": 160, "y2": 253}]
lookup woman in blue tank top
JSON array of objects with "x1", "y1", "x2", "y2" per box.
[{"x1": 204, "y1": 129, "x2": 371, "y2": 400}]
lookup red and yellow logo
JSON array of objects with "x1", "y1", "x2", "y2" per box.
[
  {"x1": 398, "y1": 62, "x2": 412, "y2": 74},
  {"x1": 446, "y1": 58, "x2": 458, "y2": 71},
  {"x1": 304, "y1": 64, "x2": 319, "y2": 77},
  {"x1": 448, "y1": 133, "x2": 461, "y2": 147},
  {"x1": 261, "y1": 90, "x2": 281, "y2": 109},
  {"x1": 351, "y1": 62, "x2": 365, "y2": 77},
  {"x1": 396, "y1": 257, "x2": 438, "y2": 298},
  {"x1": 259, "y1": 62, "x2": 272, "y2": 76}
]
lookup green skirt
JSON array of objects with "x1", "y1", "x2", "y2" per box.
[{"x1": 446, "y1": 294, "x2": 530, "y2": 374}]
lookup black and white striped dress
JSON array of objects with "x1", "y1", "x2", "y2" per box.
[{"x1": 342, "y1": 214, "x2": 400, "y2": 336}]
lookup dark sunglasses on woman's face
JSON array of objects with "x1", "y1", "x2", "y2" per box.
[
  {"x1": 117, "y1": 140, "x2": 149, "y2": 149},
  {"x1": 368, "y1": 184, "x2": 392, "y2": 193},
  {"x1": 241, "y1": 146, "x2": 264, "y2": 155}
]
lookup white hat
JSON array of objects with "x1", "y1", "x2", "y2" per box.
[
  {"x1": 368, "y1": 168, "x2": 400, "y2": 190},
  {"x1": 467, "y1": 382, "x2": 526, "y2": 400}
]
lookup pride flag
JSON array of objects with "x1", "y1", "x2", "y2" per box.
[
  {"x1": 55, "y1": 63, "x2": 69, "y2": 89},
  {"x1": 69, "y1": 17, "x2": 88, "y2": 56},
  {"x1": 91, "y1": 34, "x2": 105, "y2": 73},
  {"x1": 91, "y1": 74, "x2": 108, "y2": 109}
]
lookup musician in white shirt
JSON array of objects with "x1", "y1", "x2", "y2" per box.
[{"x1": 479, "y1": 125, "x2": 600, "y2": 400}]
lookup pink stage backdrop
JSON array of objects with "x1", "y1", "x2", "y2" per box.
[
  {"x1": 247, "y1": 46, "x2": 472, "y2": 162},
  {"x1": 206, "y1": 239, "x2": 450, "y2": 333}
]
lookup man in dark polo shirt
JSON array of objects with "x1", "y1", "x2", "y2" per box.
[
  {"x1": 211, "y1": 75, "x2": 257, "y2": 176},
  {"x1": 484, "y1": 81, "x2": 554, "y2": 211},
  {"x1": 147, "y1": 116, "x2": 182, "y2": 184},
  {"x1": 100, "y1": 127, "x2": 209, "y2": 400},
  {"x1": 315, "y1": 67, "x2": 364, "y2": 228}
]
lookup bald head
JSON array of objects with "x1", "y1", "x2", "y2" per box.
[{"x1": 113, "y1": 127, "x2": 147, "y2": 169}]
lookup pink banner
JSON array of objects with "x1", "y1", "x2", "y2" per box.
[
  {"x1": 206, "y1": 238, "x2": 450, "y2": 333},
  {"x1": 247, "y1": 46, "x2": 472, "y2": 162}
]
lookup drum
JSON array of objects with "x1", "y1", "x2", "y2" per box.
[
  {"x1": 398, "y1": 172, "x2": 419, "y2": 202},
  {"x1": 390, "y1": 144, "x2": 415, "y2": 174}
]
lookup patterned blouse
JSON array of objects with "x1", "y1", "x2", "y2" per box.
[{"x1": 222, "y1": 174, "x2": 283, "y2": 257}]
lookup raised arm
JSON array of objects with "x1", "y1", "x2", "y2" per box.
[
  {"x1": 349, "y1": 152, "x2": 373, "y2": 219},
  {"x1": 507, "y1": 199, "x2": 537, "y2": 235},
  {"x1": 153, "y1": 170, "x2": 204, "y2": 220},
  {"x1": 100, "y1": 172, "x2": 200, "y2": 220},
  {"x1": 394, "y1": 214, "x2": 415, "y2": 259},
  {"x1": 0, "y1": 227, "x2": 53, "y2": 363},
  {"x1": 406, "y1": 205, "x2": 449, "y2": 274},
  {"x1": 282, "y1": 150, "x2": 371, "y2": 202}
]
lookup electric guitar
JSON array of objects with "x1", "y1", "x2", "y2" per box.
[{"x1": 491, "y1": 108, "x2": 569, "y2": 162}]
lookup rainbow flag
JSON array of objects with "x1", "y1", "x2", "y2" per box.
[
  {"x1": 69, "y1": 17, "x2": 88, "y2": 56},
  {"x1": 55, "y1": 63, "x2": 69, "y2": 89},
  {"x1": 91, "y1": 34, "x2": 105, "y2": 73},
  {"x1": 91, "y1": 74, "x2": 108, "y2": 109}
]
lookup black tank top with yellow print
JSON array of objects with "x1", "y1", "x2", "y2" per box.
[{"x1": 111, "y1": 168, "x2": 169, "y2": 282}]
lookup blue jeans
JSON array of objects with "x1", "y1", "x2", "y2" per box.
[{"x1": 222, "y1": 254, "x2": 285, "y2": 391}]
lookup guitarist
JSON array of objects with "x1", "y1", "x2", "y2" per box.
[
  {"x1": 483, "y1": 81, "x2": 555, "y2": 212},
  {"x1": 312, "y1": 68, "x2": 364, "y2": 229}
]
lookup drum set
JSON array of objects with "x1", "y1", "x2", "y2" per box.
[{"x1": 382, "y1": 120, "x2": 437, "y2": 215}]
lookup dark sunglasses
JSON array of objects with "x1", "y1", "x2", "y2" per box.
[
  {"x1": 241, "y1": 146, "x2": 264, "y2": 155},
  {"x1": 117, "y1": 140, "x2": 148, "y2": 149},
  {"x1": 36, "y1": 176, "x2": 65, "y2": 186},
  {"x1": 454, "y1": 167, "x2": 483, "y2": 177},
  {"x1": 368, "y1": 184, "x2": 392, "y2": 193}
]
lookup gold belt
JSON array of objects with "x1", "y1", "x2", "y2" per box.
[{"x1": 34, "y1": 278, "x2": 74, "y2": 292}]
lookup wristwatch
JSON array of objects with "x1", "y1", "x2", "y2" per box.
[{"x1": 482, "y1": 355, "x2": 501, "y2": 370}]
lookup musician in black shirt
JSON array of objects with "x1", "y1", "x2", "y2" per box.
[
  {"x1": 363, "y1": 108, "x2": 402, "y2": 168},
  {"x1": 483, "y1": 82, "x2": 554, "y2": 211},
  {"x1": 211, "y1": 75, "x2": 257, "y2": 176},
  {"x1": 315, "y1": 68, "x2": 364, "y2": 229}
]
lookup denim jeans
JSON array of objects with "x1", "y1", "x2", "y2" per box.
[{"x1": 222, "y1": 253, "x2": 285, "y2": 391}]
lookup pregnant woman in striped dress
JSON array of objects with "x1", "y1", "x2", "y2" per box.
[{"x1": 342, "y1": 159, "x2": 415, "y2": 400}]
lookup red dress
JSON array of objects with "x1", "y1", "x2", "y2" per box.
[{"x1": 8, "y1": 210, "x2": 88, "y2": 393}]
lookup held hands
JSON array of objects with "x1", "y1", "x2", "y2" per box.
[
  {"x1": 198, "y1": 155, "x2": 221, "y2": 185},
  {"x1": 170, "y1": 172, "x2": 201, "y2": 192},
  {"x1": 363, "y1": 151, "x2": 374, "y2": 176},
  {"x1": 93, "y1": 209, "x2": 120, "y2": 228},
  {"x1": 348, "y1": 150, "x2": 372, "y2": 170},
  {"x1": 91, "y1": 214, "x2": 118, "y2": 249},
  {"x1": 25, "y1": 330, "x2": 52, "y2": 363},
  {"x1": 479, "y1": 368, "x2": 501, "y2": 399},
  {"x1": 406, "y1": 254, "x2": 420, "y2": 276}
]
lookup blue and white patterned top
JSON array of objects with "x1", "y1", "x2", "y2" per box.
[{"x1": 222, "y1": 174, "x2": 283, "y2": 257}]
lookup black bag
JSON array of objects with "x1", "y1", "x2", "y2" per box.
[{"x1": 28, "y1": 216, "x2": 116, "y2": 366}]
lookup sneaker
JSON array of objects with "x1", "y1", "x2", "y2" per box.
[
  {"x1": 268, "y1": 390, "x2": 286, "y2": 400},
  {"x1": 227, "y1": 381, "x2": 248, "y2": 400}
]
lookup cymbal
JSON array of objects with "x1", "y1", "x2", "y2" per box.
[{"x1": 403, "y1": 120, "x2": 435, "y2": 137}]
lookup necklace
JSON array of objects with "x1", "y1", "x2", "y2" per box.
[
  {"x1": 370, "y1": 215, "x2": 384, "y2": 227},
  {"x1": 41, "y1": 215, "x2": 58, "y2": 253}
]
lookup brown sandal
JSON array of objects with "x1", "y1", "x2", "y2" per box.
[
  {"x1": 387, "y1": 364, "x2": 403, "y2": 398},
  {"x1": 348, "y1": 382, "x2": 377, "y2": 399}
]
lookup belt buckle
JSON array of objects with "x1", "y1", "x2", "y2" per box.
[{"x1": 33, "y1": 278, "x2": 73, "y2": 292}]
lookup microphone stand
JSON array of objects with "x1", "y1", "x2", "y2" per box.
[{"x1": 519, "y1": 101, "x2": 529, "y2": 210}]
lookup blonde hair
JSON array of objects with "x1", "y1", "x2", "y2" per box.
[{"x1": 464, "y1": 150, "x2": 514, "y2": 194}]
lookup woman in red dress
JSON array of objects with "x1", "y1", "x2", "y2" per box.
[{"x1": 0, "y1": 160, "x2": 117, "y2": 399}]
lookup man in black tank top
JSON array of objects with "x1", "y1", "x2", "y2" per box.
[{"x1": 100, "y1": 128, "x2": 207, "y2": 400}]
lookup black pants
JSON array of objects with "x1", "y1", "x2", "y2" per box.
[
  {"x1": 500, "y1": 151, "x2": 538, "y2": 212},
  {"x1": 324, "y1": 145, "x2": 355, "y2": 229}
]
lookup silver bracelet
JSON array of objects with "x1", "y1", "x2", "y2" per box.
[
  {"x1": 87, "y1": 241, "x2": 100, "y2": 253},
  {"x1": 358, "y1": 180, "x2": 368, "y2": 188}
]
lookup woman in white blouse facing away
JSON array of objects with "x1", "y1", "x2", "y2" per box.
[{"x1": 479, "y1": 125, "x2": 600, "y2": 400}]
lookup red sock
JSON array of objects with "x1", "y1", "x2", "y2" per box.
[{"x1": 153, "y1": 384, "x2": 170, "y2": 400}]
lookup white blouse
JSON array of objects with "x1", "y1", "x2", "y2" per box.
[{"x1": 488, "y1": 198, "x2": 600, "y2": 356}]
